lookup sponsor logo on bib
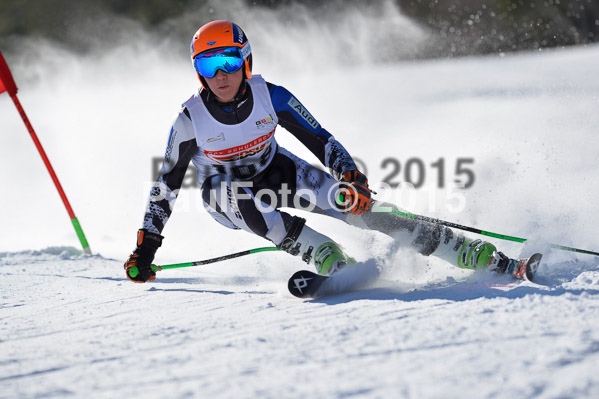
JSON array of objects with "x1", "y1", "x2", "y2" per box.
[{"x1": 204, "y1": 130, "x2": 275, "y2": 163}]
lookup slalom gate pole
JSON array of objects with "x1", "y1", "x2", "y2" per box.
[
  {"x1": 0, "y1": 50, "x2": 91, "y2": 254},
  {"x1": 374, "y1": 206, "x2": 599, "y2": 257},
  {"x1": 127, "y1": 247, "x2": 281, "y2": 279}
]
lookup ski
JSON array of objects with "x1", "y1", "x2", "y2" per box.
[
  {"x1": 288, "y1": 254, "x2": 542, "y2": 298},
  {"x1": 288, "y1": 270, "x2": 328, "y2": 298},
  {"x1": 287, "y1": 262, "x2": 381, "y2": 299}
]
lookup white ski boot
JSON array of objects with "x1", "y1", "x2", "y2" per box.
[{"x1": 278, "y1": 217, "x2": 355, "y2": 275}]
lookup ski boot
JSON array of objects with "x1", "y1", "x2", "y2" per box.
[
  {"x1": 439, "y1": 237, "x2": 541, "y2": 281},
  {"x1": 278, "y1": 216, "x2": 356, "y2": 275},
  {"x1": 457, "y1": 239, "x2": 497, "y2": 269},
  {"x1": 432, "y1": 236, "x2": 498, "y2": 269}
]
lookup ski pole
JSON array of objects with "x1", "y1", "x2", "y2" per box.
[
  {"x1": 127, "y1": 246, "x2": 281, "y2": 279},
  {"x1": 0, "y1": 50, "x2": 91, "y2": 254},
  {"x1": 374, "y1": 206, "x2": 599, "y2": 257}
]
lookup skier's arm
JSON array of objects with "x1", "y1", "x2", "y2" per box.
[
  {"x1": 267, "y1": 82, "x2": 357, "y2": 180},
  {"x1": 125, "y1": 108, "x2": 198, "y2": 283},
  {"x1": 142, "y1": 108, "x2": 198, "y2": 235},
  {"x1": 267, "y1": 82, "x2": 372, "y2": 215}
]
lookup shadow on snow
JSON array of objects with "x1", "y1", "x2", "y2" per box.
[{"x1": 310, "y1": 260, "x2": 599, "y2": 305}]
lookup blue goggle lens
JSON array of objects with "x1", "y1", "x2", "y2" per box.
[{"x1": 194, "y1": 47, "x2": 244, "y2": 78}]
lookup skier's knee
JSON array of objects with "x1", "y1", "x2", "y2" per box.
[
  {"x1": 201, "y1": 174, "x2": 240, "y2": 229},
  {"x1": 201, "y1": 173, "x2": 245, "y2": 214},
  {"x1": 201, "y1": 174, "x2": 231, "y2": 207},
  {"x1": 356, "y1": 201, "x2": 419, "y2": 234},
  {"x1": 412, "y1": 223, "x2": 447, "y2": 256}
]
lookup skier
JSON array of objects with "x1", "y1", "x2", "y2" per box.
[{"x1": 125, "y1": 20, "x2": 530, "y2": 284}]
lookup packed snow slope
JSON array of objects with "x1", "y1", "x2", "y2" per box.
[
  {"x1": 2, "y1": 10, "x2": 599, "y2": 399},
  {"x1": 2, "y1": 247, "x2": 599, "y2": 398}
]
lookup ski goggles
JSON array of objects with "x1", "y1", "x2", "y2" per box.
[{"x1": 193, "y1": 45, "x2": 249, "y2": 78}]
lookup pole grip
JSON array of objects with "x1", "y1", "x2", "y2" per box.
[{"x1": 127, "y1": 264, "x2": 161, "y2": 279}]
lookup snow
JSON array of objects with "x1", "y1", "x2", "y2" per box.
[
  {"x1": 2, "y1": 9, "x2": 599, "y2": 398},
  {"x1": 2, "y1": 248, "x2": 599, "y2": 398}
]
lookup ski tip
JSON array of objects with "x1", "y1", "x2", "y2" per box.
[
  {"x1": 525, "y1": 253, "x2": 543, "y2": 282},
  {"x1": 287, "y1": 270, "x2": 326, "y2": 298}
]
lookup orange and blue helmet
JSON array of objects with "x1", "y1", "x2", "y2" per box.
[{"x1": 190, "y1": 20, "x2": 252, "y2": 89}]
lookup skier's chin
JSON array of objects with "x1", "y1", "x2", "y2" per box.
[{"x1": 215, "y1": 89, "x2": 234, "y2": 102}]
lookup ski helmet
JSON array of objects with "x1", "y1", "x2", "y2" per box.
[{"x1": 190, "y1": 20, "x2": 252, "y2": 90}]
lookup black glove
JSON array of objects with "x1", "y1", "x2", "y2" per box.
[
  {"x1": 124, "y1": 229, "x2": 163, "y2": 283},
  {"x1": 337, "y1": 170, "x2": 372, "y2": 215}
]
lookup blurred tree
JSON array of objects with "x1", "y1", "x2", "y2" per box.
[
  {"x1": 397, "y1": 0, "x2": 599, "y2": 55},
  {"x1": 104, "y1": 0, "x2": 193, "y2": 25},
  {"x1": 1, "y1": 0, "x2": 597, "y2": 57}
]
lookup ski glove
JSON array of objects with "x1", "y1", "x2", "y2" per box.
[
  {"x1": 124, "y1": 229, "x2": 163, "y2": 283},
  {"x1": 337, "y1": 170, "x2": 372, "y2": 215}
]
